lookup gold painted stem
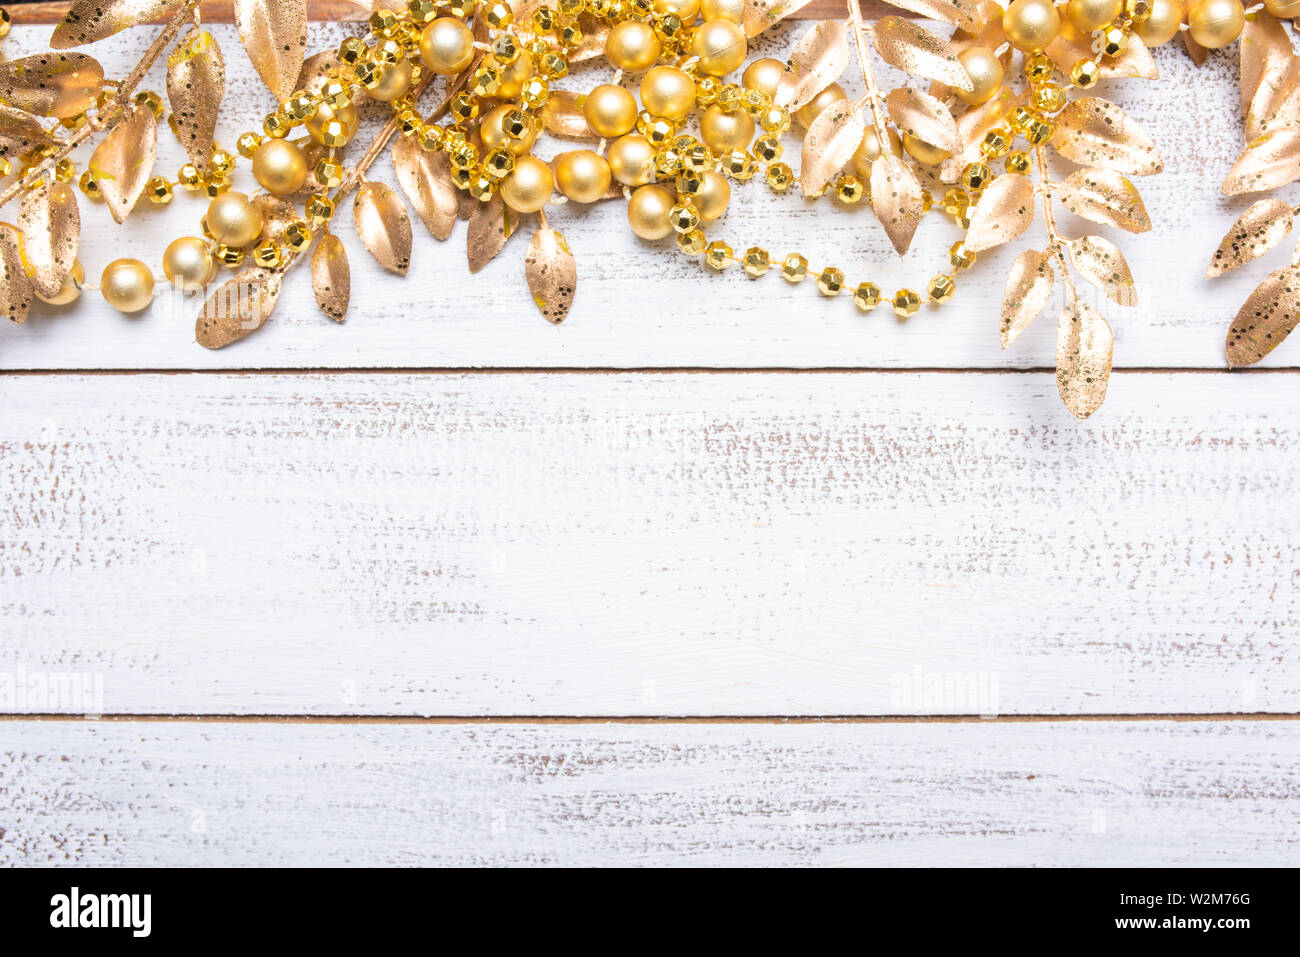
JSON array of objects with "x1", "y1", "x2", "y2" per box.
[
  {"x1": 1035, "y1": 145, "x2": 1077, "y2": 306},
  {"x1": 847, "y1": 0, "x2": 890, "y2": 138}
]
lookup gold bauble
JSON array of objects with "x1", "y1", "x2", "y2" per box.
[
  {"x1": 481, "y1": 103, "x2": 539, "y2": 155},
  {"x1": 701, "y1": 0, "x2": 745, "y2": 21},
  {"x1": 794, "y1": 82, "x2": 846, "y2": 129},
  {"x1": 204, "y1": 191, "x2": 263, "y2": 248},
  {"x1": 955, "y1": 46, "x2": 1004, "y2": 106},
  {"x1": 420, "y1": 17, "x2": 475, "y2": 75},
  {"x1": 34, "y1": 259, "x2": 84, "y2": 305},
  {"x1": 1066, "y1": 0, "x2": 1123, "y2": 30},
  {"x1": 627, "y1": 184, "x2": 675, "y2": 240},
  {"x1": 695, "y1": 171, "x2": 730, "y2": 222},
  {"x1": 585, "y1": 84, "x2": 639, "y2": 137},
  {"x1": 653, "y1": 0, "x2": 702, "y2": 16},
  {"x1": 163, "y1": 236, "x2": 216, "y2": 292},
  {"x1": 555, "y1": 150, "x2": 612, "y2": 203},
  {"x1": 640, "y1": 66, "x2": 697, "y2": 119},
  {"x1": 1265, "y1": 0, "x2": 1300, "y2": 17},
  {"x1": 101, "y1": 259, "x2": 155, "y2": 313},
  {"x1": 903, "y1": 133, "x2": 951, "y2": 166},
  {"x1": 1136, "y1": 0, "x2": 1185, "y2": 44},
  {"x1": 607, "y1": 133, "x2": 657, "y2": 186},
  {"x1": 366, "y1": 57, "x2": 413, "y2": 102},
  {"x1": 742, "y1": 58, "x2": 787, "y2": 99},
  {"x1": 1003, "y1": 0, "x2": 1061, "y2": 52},
  {"x1": 605, "y1": 21, "x2": 661, "y2": 72},
  {"x1": 693, "y1": 19, "x2": 747, "y2": 77},
  {"x1": 1187, "y1": 0, "x2": 1243, "y2": 48},
  {"x1": 493, "y1": 52, "x2": 534, "y2": 99},
  {"x1": 500, "y1": 156, "x2": 554, "y2": 213},
  {"x1": 850, "y1": 126, "x2": 903, "y2": 177},
  {"x1": 700, "y1": 104, "x2": 756, "y2": 153},
  {"x1": 252, "y1": 138, "x2": 308, "y2": 194},
  {"x1": 305, "y1": 100, "x2": 359, "y2": 147}
]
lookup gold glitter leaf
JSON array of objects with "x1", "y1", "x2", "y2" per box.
[
  {"x1": 234, "y1": 0, "x2": 308, "y2": 102},
  {"x1": 1045, "y1": 31, "x2": 1158, "y2": 81},
  {"x1": 801, "y1": 98, "x2": 867, "y2": 198},
  {"x1": 878, "y1": 0, "x2": 983, "y2": 30},
  {"x1": 0, "y1": 225, "x2": 34, "y2": 326},
  {"x1": 392, "y1": 133, "x2": 458, "y2": 241},
  {"x1": 777, "y1": 20, "x2": 849, "y2": 112},
  {"x1": 870, "y1": 152, "x2": 924, "y2": 256},
  {"x1": 297, "y1": 50, "x2": 344, "y2": 97},
  {"x1": 1058, "y1": 167, "x2": 1152, "y2": 234},
  {"x1": 312, "y1": 232, "x2": 350, "y2": 323},
  {"x1": 252, "y1": 194, "x2": 298, "y2": 243},
  {"x1": 525, "y1": 227, "x2": 577, "y2": 324},
  {"x1": 89, "y1": 102, "x2": 157, "y2": 224},
  {"x1": 941, "y1": 88, "x2": 1018, "y2": 182},
  {"x1": 0, "y1": 105, "x2": 53, "y2": 161},
  {"x1": 1053, "y1": 98, "x2": 1163, "y2": 176},
  {"x1": 1207, "y1": 198, "x2": 1294, "y2": 278},
  {"x1": 1067, "y1": 235, "x2": 1137, "y2": 307},
  {"x1": 1056, "y1": 300, "x2": 1113, "y2": 419},
  {"x1": 167, "y1": 29, "x2": 226, "y2": 175},
  {"x1": 1225, "y1": 266, "x2": 1300, "y2": 366},
  {"x1": 869, "y1": 16, "x2": 973, "y2": 93},
  {"x1": 354, "y1": 181, "x2": 413, "y2": 276},
  {"x1": 0, "y1": 53, "x2": 104, "y2": 119},
  {"x1": 1245, "y1": 57, "x2": 1300, "y2": 142},
  {"x1": 742, "y1": 0, "x2": 815, "y2": 38},
  {"x1": 196, "y1": 268, "x2": 282, "y2": 349},
  {"x1": 964, "y1": 172, "x2": 1034, "y2": 252},
  {"x1": 1241, "y1": 13, "x2": 1295, "y2": 135},
  {"x1": 1001, "y1": 248, "x2": 1054, "y2": 348},
  {"x1": 570, "y1": 21, "x2": 611, "y2": 63},
  {"x1": 885, "y1": 87, "x2": 959, "y2": 154},
  {"x1": 51, "y1": 0, "x2": 186, "y2": 49},
  {"x1": 1183, "y1": 28, "x2": 1208, "y2": 67},
  {"x1": 1222, "y1": 128, "x2": 1300, "y2": 195},
  {"x1": 467, "y1": 193, "x2": 516, "y2": 273},
  {"x1": 542, "y1": 91, "x2": 595, "y2": 139},
  {"x1": 17, "y1": 181, "x2": 80, "y2": 300}
]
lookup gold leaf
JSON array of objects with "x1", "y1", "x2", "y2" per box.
[
  {"x1": 1001, "y1": 248, "x2": 1054, "y2": 348},
  {"x1": 801, "y1": 98, "x2": 867, "y2": 198},
  {"x1": 52, "y1": 0, "x2": 186, "y2": 49},
  {"x1": 742, "y1": 0, "x2": 815, "y2": 38},
  {"x1": 869, "y1": 16, "x2": 973, "y2": 93},
  {"x1": 1222, "y1": 128, "x2": 1300, "y2": 195},
  {"x1": 297, "y1": 49, "x2": 343, "y2": 97},
  {"x1": 1225, "y1": 266, "x2": 1300, "y2": 366},
  {"x1": 17, "y1": 181, "x2": 80, "y2": 299},
  {"x1": 886, "y1": 87, "x2": 959, "y2": 156},
  {"x1": 541, "y1": 90, "x2": 595, "y2": 139},
  {"x1": 0, "y1": 224, "x2": 35, "y2": 326},
  {"x1": 569, "y1": 20, "x2": 611, "y2": 63},
  {"x1": 1066, "y1": 235, "x2": 1137, "y2": 307},
  {"x1": 1057, "y1": 301, "x2": 1113, "y2": 419},
  {"x1": 870, "y1": 152, "x2": 924, "y2": 256},
  {"x1": 1207, "y1": 199, "x2": 1295, "y2": 278},
  {"x1": 1052, "y1": 97, "x2": 1163, "y2": 176},
  {"x1": 353, "y1": 181, "x2": 413, "y2": 275},
  {"x1": 1045, "y1": 31, "x2": 1158, "y2": 81},
  {"x1": 392, "y1": 133, "x2": 458, "y2": 241},
  {"x1": 312, "y1": 232, "x2": 350, "y2": 323},
  {"x1": 0, "y1": 105, "x2": 53, "y2": 161},
  {"x1": 525, "y1": 227, "x2": 577, "y2": 324},
  {"x1": 941, "y1": 88, "x2": 1019, "y2": 182},
  {"x1": 196, "y1": 268, "x2": 282, "y2": 349},
  {"x1": 777, "y1": 20, "x2": 848, "y2": 112},
  {"x1": 1058, "y1": 167, "x2": 1152, "y2": 233},
  {"x1": 1241, "y1": 13, "x2": 1295, "y2": 135},
  {"x1": 964, "y1": 172, "x2": 1035, "y2": 252},
  {"x1": 877, "y1": 0, "x2": 983, "y2": 30},
  {"x1": 167, "y1": 29, "x2": 225, "y2": 175},
  {"x1": 89, "y1": 102, "x2": 157, "y2": 224},
  {"x1": 467, "y1": 192, "x2": 516, "y2": 273},
  {"x1": 1183, "y1": 28, "x2": 1208, "y2": 66},
  {"x1": 1245, "y1": 57, "x2": 1300, "y2": 142},
  {"x1": 0, "y1": 53, "x2": 104, "y2": 119},
  {"x1": 252, "y1": 193, "x2": 298, "y2": 242},
  {"x1": 234, "y1": 0, "x2": 308, "y2": 102}
]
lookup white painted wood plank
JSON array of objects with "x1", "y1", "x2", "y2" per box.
[
  {"x1": 0, "y1": 24, "x2": 1285, "y2": 369},
  {"x1": 2, "y1": 371, "x2": 1298, "y2": 715},
  {"x1": 2, "y1": 719, "x2": 1296, "y2": 865}
]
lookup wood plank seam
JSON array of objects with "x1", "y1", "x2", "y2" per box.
[{"x1": 3, "y1": 713, "x2": 1298, "y2": 722}]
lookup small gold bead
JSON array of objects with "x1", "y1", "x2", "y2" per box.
[
  {"x1": 146, "y1": 176, "x2": 173, "y2": 204},
  {"x1": 484, "y1": 147, "x2": 515, "y2": 179},
  {"x1": 1005, "y1": 150, "x2": 1031, "y2": 174},
  {"x1": 743, "y1": 246, "x2": 770, "y2": 278},
  {"x1": 1024, "y1": 52, "x2": 1055, "y2": 82},
  {"x1": 765, "y1": 162, "x2": 793, "y2": 191},
  {"x1": 214, "y1": 244, "x2": 244, "y2": 267},
  {"x1": 61, "y1": 113, "x2": 89, "y2": 131},
  {"x1": 928, "y1": 274, "x2": 956, "y2": 304},
  {"x1": 134, "y1": 91, "x2": 165, "y2": 120},
  {"x1": 468, "y1": 172, "x2": 496, "y2": 200},
  {"x1": 408, "y1": 0, "x2": 438, "y2": 22},
  {"x1": 484, "y1": 1, "x2": 514, "y2": 27},
  {"x1": 284, "y1": 222, "x2": 314, "y2": 253},
  {"x1": 263, "y1": 112, "x2": 291, "y2": 138},
  {"x1": 719, "y1": 150, "x2": 755, "y2": 180},
  {"x1": 853, "y1": 282, "x2": 881, "y2": 312},
  {"x1": 54, "y1": 158, "x2": 76, "y2": 182},
  {"x1": 817, "y1": 267, "x2": 845, "y2": 296},
  {"x1": 79, "y1": 169, "x2": 102, "y2": 200},
  {"x1": 1031, "y1": 82, "x2": 1067, "y2": 115},
  {"x1": 339, "y1": 36, "x2": 368, "y2": 65},
  {"x1": 980, "y1": 129, "x2": 1011, "y2": 158},
  {"x1": 704, "y1": 241, "x2": 733, "y2": 270},
  {"x1": 781, "y1": 253, "x2": 808, "y2": 283},
  {"x1": 669, "y1": 202, "x2": 700, "y2": 233},
  {"x1": 1126, "y1": 0, "x2": 1153, "y2": 18},
  {"x1": 253, "y1": 240, "x2": 283, "y2": 269},
  {"x1": 961, "y1": 162, "x2": 991, "y2": 191},
  {"x1": 892, "y1": 288, "x2": 922, "y2": 319},
  {"x1": 314, "y1": 158, "x2": 345, "y2": 188},
  {"x1": 178, "y1": 164, "x2": 203, "y2": 189},
  {"x1": 752, "y1": 134, "x2": 782, "y2": 163},
  {"x1": 283, "y1": 93, "x2": 315, "y2": 123},
  {"x1": 949, "y1": 241, "x2": 977, "y2": 270},
  {"x1": 677, "y1": 228, "x2": 707, "y2": 255},
  {"x1": 236, "y1": 132, "x2": 263, "y2": 159},
  {"x1": 306, "y1": 195, "x2": 336, "y2": 225},
  {"x1": 370, "y1": 9, "x2": 401, "y2": 35},
  {"x1": 835, "y1": 175, "x2": 866, "y2": 205},
  {"x1": 1071, "y1": 59, "x2": 1101, "y2": 89},
  {"x1": 419, "y1": 125, "x2": 445, "y2": 151}
]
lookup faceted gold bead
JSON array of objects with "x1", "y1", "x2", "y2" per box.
[
  {"x1": 961, "y1": 162, "x2": 991, "y2": 191},
  {"x1": 146, "y1": 176, "x2": 173, "y2": 204},
  {"x1": 540, "y1": 52, "x2": 569, "y2": 79},
  {"x1": 79, "y1": 169, "x2": 102, "y2": 200},
  {"x1": 321, "y1": 78, "x2": 353, "y2": 109},
  {"x1": 447, "y1": 0, "x2": 477, "y2": 16},
  {"x1": 451, "y1": 92, "x2": 479, "y2": 121},
  {"x1": 817, "y1": 267, "x2": 845, "y2": 297},
  {"x1": 682, "y1": 144, "x2": 714, "y2": 173},
  {"x1": 468, "y1": 173, "x2": 496, "y2": 200},
  {"x1": 284, "y1": 222, "x2": 314, "y2": 253},
  {"x1": 339, "y1": 36, "x2": 368, "y2": 64},
  {"x1": 204, "y1": 175, "x2": 231, "y2": 198},
  {"x1": 54, "y1": 158, "x2": 76, "y2": 183},
  {"x1": 720, "y1": 150, "x2": 755, "y2": 180},
  {"x1": 485, "y1": 2, "x2": 515, "y2": 28},
  {"x1": 760, "y1": 106, "x2": 791, "y2": 134},
  {"x1": 236, "y1": 132, "x2": 263, "y2": 159},
  {"x1": 178, "y1": 164, "x2": 203, "y2": 189},
  {"x1": 408, "y1": 0, "x2": 438, "y2": 22},
  {"x1": 669, "y1": 202, "x2": 700, "y2": 233},
  {"x1": 1024, "y1": 117, "x2": 1054, "y2": 146},
  {"x1": 752, "y1": 134, "x2": 782, "y2": 163},
  {"x1": 1100, "y1": 26, "x2": 1128, "y2": 58},
  {"x1": 949, "y1": 241, "x2": 977, "y2": 270},
  {"x1": 781, "y1": 253, "x2": 808, "y2": 283},
  {"x1": 835, "y1": 175, "x2": 866, "y2": 204},
  {"x1": 1126, "y1": 0, "x2": 1154, "y2": 17},
  {"x1": 1071, "y1": 59, "x2": 1101, "y2": 89},
  {"x1": 485, "y1": 147, "x2": 515, "y2": 179},
  {"x1": 743, "y1": 246, "x2": 770, "y2": 278},
  {"x1": 942, "y1": 188, "x2": 967, "y2": 216},
  {"x1": 215, "y1": 244, "x2": 244, "y2": 267},
  {"x1": 283, "y1": 93, "x2": 315, "y2": 123},
  {"x1": 1024, "y1": 53, "x2": 1055, "y2": 82},
  {"x1": 253, "y1": 240, "x2": 283, "y2": 269},
  {"x1": 928, "y1": 274, "x2": 956, "y2": 304},
  {"x1": 980, "y1": 129, "x2": 1011, "y2": 158},
  {"x1": 314, "y1": 158, "x2": 345, "y2": 188},
  {"x1": 765, "y1": 162, "x2": 793, "y2": 191},
  {"x1": 892, "y1": 288, "x2": 922, "y2": 319},
  {"x1": 853, "y1": 282, "x2": 881, "y2": 312},
  {"x1": 134, "y1": 91, "x2": 165, "y2": 119},
  {"x1": 694, "y1": 75, "x2": 722, "y2": 108},
  {"x1": 1031, "y1": 82, "x2": 1067, "y2": 115},
  {"x1": 263, "y1": 112, "x2": 292, "y2": 138},
  {"x1": 419, "y1": 125, "x2": 445, "y2": 151},
  {"x1": 704, "y1": 241, "x2": 733, "y2": 270},
  {"x1": 306, "y1": 195, "x2": 336, "y2": 224},
  {"x1": 677, "y1": 228, "x2": 707, "y2": 255},
  {"x1": 371, "y1": 9, "x2": 401, "y2": 35},
  {"x1": 1005, "y1": 150, "x2": 1031, "y2": 174}
]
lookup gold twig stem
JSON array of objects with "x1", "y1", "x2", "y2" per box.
[
  {"x1": 847, "y1": 0, "x2": 890, "y2": 137},
  {"x1": 1035, "y1": 145, "x2": 1078, "y2": 305}
]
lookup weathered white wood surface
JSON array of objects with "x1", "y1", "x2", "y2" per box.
[
  {"x1": 2, "y1": 719, "x2": 1296, "y2": 866},
  {"x1": 3, "y1": 371, "x2": 1297, "y2": 716},
  {"x1": 0, "y1": 24, "x2": 1286, "y2": 370}
]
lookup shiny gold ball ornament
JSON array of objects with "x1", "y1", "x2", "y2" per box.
[
  {"x1": 251, "y1": 137, "x2": 308, "y2": 194},
  {"x1": 955, "y1": 47, "x2": 1004, "y2": 106},
  {"x1": 163, "y1": 236, "x2": 216, "y2": 292},
  {"x1": 700, "y1": 104, "x2": 756, "y2": 153},
  {"x1": 584, "y1": 84, "x2": 639, "y2": 137},
  {"x1": 101, "y1": 259, "x2": 155, "y2": 314},
  {"x1": 627, "y1": 184, "x2": 675, "y2": 240},
  {"x1": 1003, "y1": 0, "x2": 1061, "y2": 53},
  {"x1": 850, "y1": 125, "x2": 903, "y2": 177},
  {"x1": 640, "y1": 66, "x2": 696, "y2": 119},
  {"x1": 365, "y1": 57, "x2": 413, "y2": 102},
  {"x1": 1136, "y1": 0, "x2": 1185, "y2": 45},
  {"x1": 607, "y1": 133, "x2": 657, "y2": 186},
  {"x1": 794, "y1": 82, "x2": 846, "y2": 129},
  {"x1": 1187, "y1": 0, "x2": 1243, "y2": 49},
  {"x1": 1265, "y1": 0, "x2": 1300, "y2": 17},
  {"x1": 500, "y1": 155, "x2": 554, "y2": 213},
  {"x1": 204, "y1": 191, "x2": 264, "y2": 248},
  {"x1": 420, "y1": 17, "x2": 476, "y2": 74},
  {"x1": 1067, "y1": 0, "x2": 1123, "y2": 30},
  {"x1": 654, "y1": 0, "x2": 701, "y2": 17},
  {"x1": 742, "y1": 58, "x2": 787, "y2": 99},
  {"x1": 702, "y1": 0, "x2": 745, "y2": 21},
  {"x1": 555, "y1": 150, "x2": 612, "y2": 203},
  {"x1": 34, "y1": 259, "x2": 85, "y2": 305},
  {"x1": 605, "y1": 21, "x2": 661, "y2": 72},
  {"x1": 693, "y1": 19, "x2": 747, "y2": 77},
  {"x1": 305, "y1": 100, "x2": 359, "y2": 147},
  {"x1": 694, "y1": 171, "x2": 730, "y2": 222}
]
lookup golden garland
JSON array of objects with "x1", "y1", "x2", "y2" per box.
[{"x1": 0, "y1": 0, "x2": 1294, "y2": 417}]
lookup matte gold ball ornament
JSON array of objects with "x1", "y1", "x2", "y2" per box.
[
  {"x1": 605, "y1": 20, "x2": 661, "y2": 72},
  {"x1": 627, "y1": 184, "x2": 676, "y2": 240},
  {"x1": 204, "y1": 191, "x2": 264, "y2": 248},
  {"x1": 955, "y1": 47, "x2": 1004, "y2": 106},
  {"x1": 794, "y1": 82, "x2": 847, "y2": 129},
  {"x1": 692, "y1": 19, "x2": 748, "y2": 76},
  {"x1": 101, "y1": 259, "x2": 155, "y2": 313},
  {"x1": 1187, "y1": 0, "x2": 1244, "y2": 48},
  {"x1": 305, "y1": 100, "x2": 359, "y2": 148},
  {"x1": 584, "y1": 84, "x2": 639, "y2": 138},
  {"x1": 742, "y1": 58, "x2": 787, "y2": 99},
  {"x1": 1135, "y1": 0, "x2": 1185, "y2": 44},
  {"x1": 163, "y1": 237, "x2": 216, "y2": 292},
  {"x1": 700, "y1": 104, "x2": 756, "y2": 153},
  {"x1": 641, "y1": 66, "x2": 697, "y2": 119},
  {"x1": 252, "y1": 138, "x2": 308, "y2": 195},
  {"x1": 607, "y1": 133, "x2": 657, "y2": 186},
  {"x1": 556, "y1": 150, "x2": 612, "y2": 204},
  {"x1": 1003, "y1": 0, "x2": 1062, "y2": 52},
  {"x1": 420, "y1": 17, "x2": 475, "y2": 74},
  {"x1": 500, "y1": 155, "x2": 554, "y2": 213}
]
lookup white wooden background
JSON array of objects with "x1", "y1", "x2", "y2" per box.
[{"x1": 2, "y1": 13, "x2": 1299, "y2": 867}]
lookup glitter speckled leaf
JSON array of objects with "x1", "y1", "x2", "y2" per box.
[
  {"x1": 196, "y1": 268, "x2": 283, "y2": 349},
  {"x1": 941, "y1": 88, "x2": 1018, "y2": 182},
  {"x1": 569, "y1": 22, "x2": 611, "y2": 63},
  {"x1": 525, "y1": 228, "x2": 577, "y2": 324},
  {"x1": 1207, "y1": 199, "x2": 1294, "y2": 278},
  {"x1": 1046, "y1": 31, "x2": 1158, "y2": 81},
  {"x1": 1241, "y1": 14, "x2": 1295, "y2": 136},
  {"x1": 801, "y1": 98, "x2": 867, "y2": 198},
  {"x1": 1001, "y1": 248, "x2": 1054, "y2": 348},
  {"x1": 312, "y1": 232, "x2": 350, "y2": 323},
  {"x1": 252, "y1": 194, "x2": 298, "y2": 243},
  {"x1": 0, "y1": 53, "x2": 104, "y2": 119},
  {"x1": 1222, "y1": 129, "x2": 1300, "y2": 195},
  {"x1": 1245, "y1": 57, "x2": 1300, "y2": 142},
  {"x1": 870, "y1": 152, "x2": 924, "y2": 256},
  {"x1": 877, "y1": 0, "x2": 983, "y2": 30},
  {"x1": 392, "y1": 133, "x2": 458, "y2": 241},
  {"x1": 0, "y1": 225, "x2": 34, "y2": 326},
  {"x1": 777, "y1": 20, "x2": 848, "y2": 112},
  {"x1": 89, "y1": 102, "x2": 157, "y2": 224},
  {"x1": 0, "y1": 105, "x2": 53, "y2": 161},
  {"x1": 17, "y1": 181, "x2": 80, "y2": 300},
  {"x1": 1067, "y1": 235, "x2": 1137, "y2": 307},
  {"x1": 51, "y1": 0, "x2": 186, "y2": 49},
  {"x1": 742, "y1": 0, "x2": 814, "y2": 38},
  {"x1": 296, "y1": 50, "x2": 344, "y2": 96},
  {"x1": 1058, "y1": 168, "x2": 1152, "y2": 234},
  {"x1": 1225, "y1": 266, "x2": 1300, "y2": 366},
  {"x1": 541, "y1": 91, "x2": 595, "y2": 139},
  {"x1": 167, "y1": 29, "x2": 225, "y2": 175},
  {"x1": 467, "y1": 193, "x2": 516, "y2": 273},
  {"x1": 964, "y1": 173, "x2": 1034, "y2": 252},
  {"x1": 354, "y1": 181, "x2": 413, "y2": 276},
  {"x1": 1052, "y1": 97, "x2": 1163, "y2": 176},
  {"x1": 885, "y1": 87, "x2": 959, "y2": 154},
  {"x1": 234, "y1": 0, "x2": 308, "y2": 102},
  {"x1": 1057, "y1": 300, "x2": 1114, "y2": 420},
  {"x1": 869, "y1": 17, "x2": 973, "y2": 93}
]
